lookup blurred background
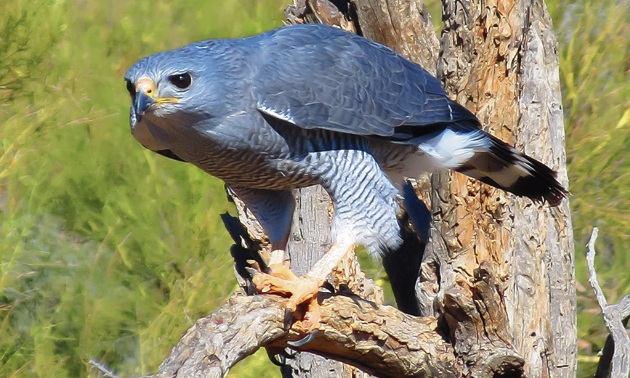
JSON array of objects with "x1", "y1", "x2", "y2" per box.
[{"x1": 0, "y1": 0, "x2": 628, "y2": 377}]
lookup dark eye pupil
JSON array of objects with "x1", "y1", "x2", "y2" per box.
[
  {"x1": 126, "y1": 80, "x2": 135, "y2": 96},
  {"x1": 169, "y1": 73, "x2": 192, "y2": 89}
]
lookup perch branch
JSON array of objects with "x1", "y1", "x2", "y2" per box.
[
  {"x1": 89, "y1": 358, "x2": 122, "y2": 378},
  {"x1": 586, "y1": 227, "x2": 630, "y2": 378},
  {"x1": 595, "y1": 294, "x2": 630, "y2": 378},
  {"x1": 136, "y1": 293, "x2": 457, "y2": 378}
]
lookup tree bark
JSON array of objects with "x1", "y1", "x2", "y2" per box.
[
  {"x1": 428, "y1": 0, "x2": 576, "y2": 377},
  {"x1": 284, "y1": 0, "x2": 575, "y2": 377},
  {"x1": 282, "y1": 186, "x2": 381, "y2": 378},
  {"x1": 133, "y1": 0, "x2": 576, "y2": 377},
  {"x1": 138, "y1": 294, "x2": 458, "y2": 378}
]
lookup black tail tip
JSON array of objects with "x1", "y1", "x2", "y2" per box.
[
  {"x1": 545, "y1": 182, "x2": 568, "y2": 207},
  {"x1": 480, "y1": 136, "x2": 568, "y2": 207},
  {"x1": 511, "y1": 162, "x2": 568, "y2": 207},
  {"x1": 479, "y1": 173, "x2": 567, "y2": 206}
]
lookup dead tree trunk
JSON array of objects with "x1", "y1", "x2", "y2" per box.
[
  {"x1": 280, "y1": 186, "x2": 381, "y2": 378},
  {"x1": 428, "y1": 1, "x2": 576, "y2": 377},
  {"x1": 280, "y1": 1, "x2": 444, "y2": 377},
  {"x1": 286, "y1": 0, "x2": 576, "y2": 377},
  {"x1": 132, "y1": 1, "x2": 575, "y2": 377}
]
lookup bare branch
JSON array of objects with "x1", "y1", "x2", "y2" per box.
[
  {"x1": 586, "y1": 227, "x2": 630, "y2": 378},
  {"x1": 586, "y1": 228, "x2": 607, "y2": 309},
  {"x1": 596, "y1": 294, "x2": 630, "y2": 378},
  {"x1": 135, "y1": 293, "x2": 458, "y2": 378},
  {"x1": 619, "y1": 295, "x2": 630, "y2": 322},
  {"x1": 89, "y1": 359, "x2": 122, "y2": 378}
]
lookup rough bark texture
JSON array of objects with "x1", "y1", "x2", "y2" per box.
[
  {"x1": 281, "y1": 2, "x2": 442, "y2": 376},
  {"x1": 429, "y1": 0, "x2": 577, "y2": 377},
  {"x1": 133, "y1": 0, "x2": 576, "y2": 377},
  {"x1": 286, "y1": 0, "x2": 576, "y2": 377},
  {"x1": 138, "y1": 294, "x2": 457, "y2": 378},
  {"x1": 586, "y1": 228, "x2": 630, "y2": 378}
]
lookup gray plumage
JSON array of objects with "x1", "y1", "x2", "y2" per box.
[{"x1": 124, "y1": 24, "x2": 566, "y2": 258}]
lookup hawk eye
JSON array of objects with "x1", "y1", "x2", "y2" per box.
[
  {"x1": 125, "y1": 79, "x2": 135, "y2": 96},
  {"x1": 168, "y1": 73, "x2": 192, "y2": 89}
]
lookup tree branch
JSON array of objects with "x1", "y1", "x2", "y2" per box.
[
  {"x1": 116, "y1": 0, "x2": 574, "y2": 376},
  {"x1": 133, "y1": 207, "x2": 457, "y2": 378},
  {"x1": 136, "y1": 293, "x2": 458, "y2": 378},
  {"x1": 89, "y1": 359, "x2": 122, "y2": 378},
  {"x1": 586, "y1": 228, "x2": 630, "y2": 378}
]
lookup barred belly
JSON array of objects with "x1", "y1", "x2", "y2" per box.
[{"x1": 192, "y1": 148, "x2": 321, "y2": 190}]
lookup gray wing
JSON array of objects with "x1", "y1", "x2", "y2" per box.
[{"x1": 254, "y1": 24, "x2": 477, "y2": 140}]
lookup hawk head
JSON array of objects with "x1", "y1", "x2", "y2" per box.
[{"x1": 123, "y1": 43, "x2": 236, "y2": 151}]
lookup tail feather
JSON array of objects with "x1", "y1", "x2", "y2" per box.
[{"x1": 455, "y1": 133, "x2": 567, "y2": 206}]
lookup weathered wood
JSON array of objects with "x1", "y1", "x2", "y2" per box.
[
  {"x1": 281, "y1": 186, "x2": 382, "y2": 378},
  {"x1": 586, "y1": 228, "x2": 630, "y2": 378},
  {"x1": 432, "y1": 0, "x2": 576, "y2": 377},
  {"x1": 352, "y1": 0, "x2": 440, "y2": 74},
  {"x1": 132, "y1": 0, "x2": 576, "y2": 376},
  {"x1": 280, "y1": 2, "x2": 442, "y2": 376},
  {"x1": 137, "y1": 294, "x2": 458, "y2": 378},
  {"x1": 512, "y1": 6, "x2": 576, "y2": 375},
  {"x1": 596, "y1": 304, "x2": 630, "y2": 378}
]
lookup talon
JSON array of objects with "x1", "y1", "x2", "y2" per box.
[
  {"x1": 337, "y1": 283, "x2": 354, "y2": 295},
  {"x1": 287, "y1": 329, "x2": 319, "y2": 347},
  {"x1": 251, "y1": 264, "x2": 322, "y2": 334},
  {"x1": 280, "y1": 348, "x2": 295, "y2": 360},
  {"x1": 268, "y1": 354, "x2": 284, "y2": 367},
  {"x1": 246, "y1": 280, "x2": 257, "y2": 296},
  {"x1": 266, "y1": 347, "x2": 287, "y2": 367},
  {"x1": 284, "y1": 308, "x2": 293, "y2": 330},
  {"x1": 334, "y1": 284, "x2": 365, "y2": 307},
  {"x1": 320, "y1": 280, "x2": 336, "y2": 294}
]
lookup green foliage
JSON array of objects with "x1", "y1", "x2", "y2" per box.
[
  {"x1": 0, "y1": 0, "x2": 286, "y2": 377},
  {"x1": 0, "y1": 0, "x2": 62, "y2": 102},
  {"x1": 1, "y1": 0, "x2": 629, "y2": 377},
  {"x1": 547, "y1": 0, "x2": 630, "y2": 374}
]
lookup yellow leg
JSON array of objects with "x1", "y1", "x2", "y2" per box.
[{"x1": 252, "y1": 242, "x2": 356, "y2": 332}]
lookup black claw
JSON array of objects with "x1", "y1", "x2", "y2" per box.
[
  {"x1": 266, "y1": 348, "x2": 286, "y2": 367},
  {"x1": 280, "y1": 348, "x2": 295, "y2": 360},
  {"x1": 287, "y1": 329, "x2": 319, "y2": 347},
  {"x1": 337, "y1": 283, "x2": 354, "y2": 295},
  {"x1": 283, "y1": 308, "x2": 293, "y2": 330},
  {"x1": 246, "y1": 280, "x2": 257, "y2": 296},
  {"x1": 320, "y1": 280, "x2": 336, "y2": 294},
  {"x1": 335, "y1": 284, "x2": 366, "y2": 308},
  {"x1": 350, "y1": 296, "x2": 363, "y2": 308}
]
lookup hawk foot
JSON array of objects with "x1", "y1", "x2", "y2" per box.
[{"x1": 252, "y1": 263, "x2": 322, "y2": 333}]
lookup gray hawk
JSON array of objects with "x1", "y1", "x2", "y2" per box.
[{"x1": 124, "y1": 23, "x2": 566, "y2": 331}]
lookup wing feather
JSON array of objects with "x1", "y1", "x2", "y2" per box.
[{"x1": 254, "y1": 25, "x2": 477, "y2": 140}]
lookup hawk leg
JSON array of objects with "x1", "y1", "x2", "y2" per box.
[{"x1": 252, "y1": 243, "x2": 354, "y2": 333}]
